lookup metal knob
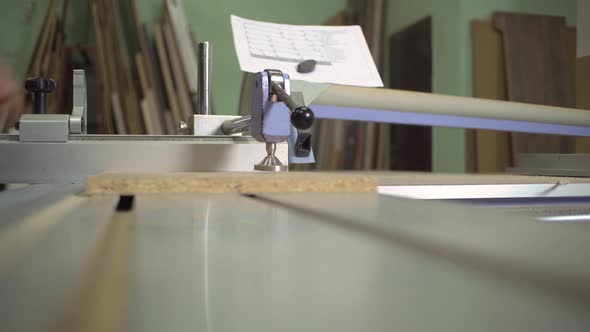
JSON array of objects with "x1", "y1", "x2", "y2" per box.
[
  {"x1": 25, "y1": 77, "x2": 56, "y2": 114},
  {"x1": 290, "y1": 106, "x2": 315, "y2": 130}
]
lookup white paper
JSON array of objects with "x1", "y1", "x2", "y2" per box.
[{"x1": 231, "y1": 15, "x2": 383, "y2": 87}]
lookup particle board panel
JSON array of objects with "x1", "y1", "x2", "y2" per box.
[
  {"x1": 86, "y1": 172, "x2": 379, "y2": 194},
  {"x1": 493, "y1": 12, "x2": 575, "y2": 157},
  {"x1": 86, "y1": 171, "x2": 590, "y2": 195}
]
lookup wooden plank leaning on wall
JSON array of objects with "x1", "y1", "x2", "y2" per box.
[
  {"x1": 494, "y1": 12, "x2": 575, "y2": 160},
  {"x1": 467, "y1": 15, "x2": 578, "y2": 173},
  {"x1": 468, "y1": 21, "x2": 512, "y2": 173}
]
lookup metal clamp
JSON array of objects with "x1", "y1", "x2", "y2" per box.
[{"x1": 19, "y1": 70, "x2": 88, "y2": 142}]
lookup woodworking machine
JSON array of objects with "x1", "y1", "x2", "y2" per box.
[
  {"x1": 1, "y1": 67, "x2": 590, "y2": 331},
  {"x1": 2, "y1": 68, "x2": 590, "y2": 181}
]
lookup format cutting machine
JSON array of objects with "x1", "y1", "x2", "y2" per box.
[{"x1": 1, "y1": 63, "x2": 590, "y2": 332}]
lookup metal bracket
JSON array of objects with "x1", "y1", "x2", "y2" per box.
[
  {"x1": 18, "y1": 70, "x2": 87, "y2": 142},
  {"x1": 18, "y1": 114, "x2": 70, "y2": 142},
  {"x1": 69, "y1": 69, "x2": 87, "y2": 134},
  {"x1": 182, "y1": 114, "x2": 244, "y2": 136}
]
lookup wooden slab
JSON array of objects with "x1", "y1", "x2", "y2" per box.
[
  {"x1": 86, "y1": 172, "x2": 379, "y2": 194},
  {"x1": 493, "y1": 12, "x2": 575, "y2": 157},
  {"x1": 388, "y1": 16, "x2": 432, "y2": 172},
  {"x1": 469, "y1": 20, "x2": 512, "y2": 173}
]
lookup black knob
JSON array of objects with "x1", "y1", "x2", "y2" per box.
[
  {"x1": 25, "y1": 77, "x2": 56, "y2": 114},
  {"x1": 290, "y1": 106, "x2": 315, "y2": 130}
]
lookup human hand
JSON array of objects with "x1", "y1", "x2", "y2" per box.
[{"x1": 0, "y1": 62, "x2": 24, "y2": 132}]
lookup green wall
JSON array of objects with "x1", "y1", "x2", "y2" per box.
[
  {"x1": 386, "y1": 0, "x2": 576, "y2": 173},
  {"x1": 0, "y1": 2, "x2": 50, "y2": 80},
  {"x1": 0, "y1": 1, "x2": 94, "y2": 79}
]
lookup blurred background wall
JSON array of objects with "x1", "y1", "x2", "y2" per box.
[{"x1": 0, "y1": 0, "x2": 580, "y2": 172}]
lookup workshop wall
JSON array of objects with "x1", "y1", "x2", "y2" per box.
[
  {"x1": 0, "y1": 2, "x2": 50, "y2": 79},
  {"x1": 385, "y1": 0, "x2": 577, "y2": 173}
]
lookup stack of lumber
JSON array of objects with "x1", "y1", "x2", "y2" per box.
[{"x1": 24, "y1": 0, "x2": 199, "y2": 134}]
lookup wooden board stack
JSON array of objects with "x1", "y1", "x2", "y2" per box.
[{"x1": 22, "y1": 0, "x2": 200, "y2": 135}]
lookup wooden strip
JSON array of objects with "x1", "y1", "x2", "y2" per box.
[
  {"x1": 109, "y1": 0, "x2": 144, "y2": 134},
  {"x1": 576, "y1": 55, "x2": 590, "y2": 152},
  {"x1": 47, "y1": 15, "x2": 65, "y2": 115},
  {"x1": 86, "y1": 172, "x2": 379, "y2": 194},
  {"x1": 25, "y1": 0, "x2": 57, "y2": 78},
  {"x1": 165, "y1": 0, "x2": 199, "y2": 98},
  {"x1": 141, "y1": 24, "x2": 170, "y2": 134},
  {"x1": 110, "y1": 93, "x2": 127, "y2": 134},
  {"x1": 135, "y1": 54, "x2": 161, "y2": 134},
  {"x1": 163, "y1": 111, "x2": 175, "y2": 134},
  {"x1": 154, "y1": 24, "x2": 182, "y2": 128},
  {"x1": 39, "y1": 12, "x2": 57, "y2": 78},
  {"x1": 163, "y1": 22, "x2": 193, "y2": 120},
  {"x1": 470, "y1": 20, "x2": 512, "y2": 173},
  {"x1": 129, "y1": 0, "x2": 152, "y2": 87},
  {"x1": 139, "y1": 98, "x2": 153, "y2": 135},
  {"x1": 91, "y1": 1, "x2": 114, "y2": 134}
]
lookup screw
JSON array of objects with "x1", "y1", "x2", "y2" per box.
[
  {"x1": 179, "y1": 121, "x2": 188, "y2": 133},
  {"x1": 25, "y1": 77, "x2": 55, "y2": 114}
]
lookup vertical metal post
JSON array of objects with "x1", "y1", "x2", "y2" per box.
[{"x1": 197, "y1": 41, "x2": 212, "y2": 115}]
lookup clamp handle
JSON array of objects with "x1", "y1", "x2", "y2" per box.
[
  {"x1": 269, "y1": 80, "x2": 315, "y2": 130},
  {"x1": 268, "y1": 79, "x2": 315, "y2": 157},
  {"x1": 290, "y1": 106, "x2": 315, "y2": 130}
]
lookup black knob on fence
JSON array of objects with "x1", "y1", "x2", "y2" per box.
[{"x1": 25, "y1": 77, "x2": 56, "y2": 114}]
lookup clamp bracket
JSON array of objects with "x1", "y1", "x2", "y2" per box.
[{"x1": 19, "y1": 70, "x2": 88, "y2": 142}]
